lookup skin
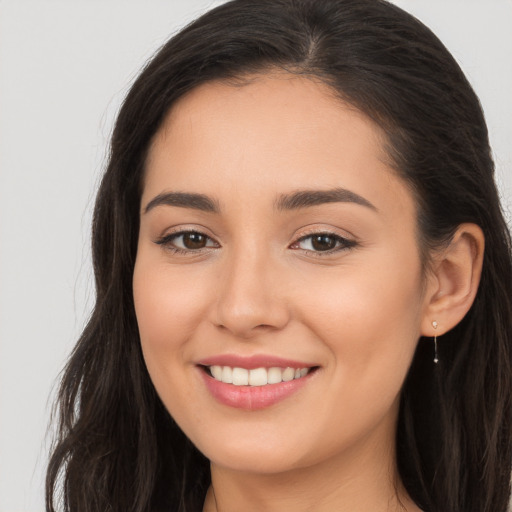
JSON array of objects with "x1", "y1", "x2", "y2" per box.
[{"x1": 133, "y1": 73, "x2": 483, "y2": 512}]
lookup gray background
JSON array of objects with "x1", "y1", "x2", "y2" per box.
[{"x1": 0, "y1": 1, "x2": 510, "y2": 510}]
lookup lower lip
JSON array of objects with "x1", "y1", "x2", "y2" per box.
[{"x1": 199, "y1": 369, "x2": 313, "y2": 411}]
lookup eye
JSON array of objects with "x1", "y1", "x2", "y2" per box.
[
  {"x1": 155, "y1": 230, "x2": 219, "y2": 252},
  {"x1": 291, "y1": 233, "x2": 356, "y2": 253}
]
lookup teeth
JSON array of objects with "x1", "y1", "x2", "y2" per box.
[
  {"x1": 221, "y1": 366, "x2": 232, "y2": 384},
  {"x1": 208, "y1": 365, "x2": 312, "y2": 386},
  {"x1": 232, "y1": 367, "x2": 249, "y2": 385},
  {"x1": 211, "y1": 365, "x2": 223, "y2": 380},
  {"x1": 282, "y1": 367, "x2": 295, "y2": 382},
  {"x1": 248, "y1": 367, "x2": 267, "y2": 386},
  {"x1": 267, "y1": 367, "x2": 282, "y2": 384}
]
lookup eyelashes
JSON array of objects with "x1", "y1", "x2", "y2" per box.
[
  {"x1": 155, "y1": 230, "x2": 219, "y2": 254},
  {"x1": 155, "y1": 229, "x2": 357, "y2": 256},
  {"x1": 290, "y1": 233, "x2": 357, "y2": 253}
]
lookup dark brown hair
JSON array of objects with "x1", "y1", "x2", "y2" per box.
[{"x1": 47, "y1": 1, "x2": 512, "y2": 511}]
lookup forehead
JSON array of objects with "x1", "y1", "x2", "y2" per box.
[
  {"x1": 150, "y1": 73, "x2": 387, "y2": 165},
  {"x1": 143, "y1": 73, "x2": 414, "y2": 221}
]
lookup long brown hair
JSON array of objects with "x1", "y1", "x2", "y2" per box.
[{"x1": 47, "y1": 1, "x2": 512, "y2": 510}]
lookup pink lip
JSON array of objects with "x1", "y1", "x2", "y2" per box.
[
  {"x1": 197, "y1": 354, "x2": 316, "y2": 370},
  {"x1": 199, "y1": 369, "x2": 314, "y2": 410},
  {"x1": 196, "y1": 354, "x2": 319, "y2": 411}
]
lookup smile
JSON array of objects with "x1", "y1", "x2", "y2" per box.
[
  {"x1": 197, "y1": 357, "x2": 319, "y2": 410},
  {"x1": 206, "y1": 365, "x2": 312, "y2": 386}
]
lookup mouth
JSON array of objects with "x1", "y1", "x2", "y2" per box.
[
  {"x1": 197, "y1": 357, "x2": 319, "y2": 410},
  {"x1": 200, "y1": 364, "x2": 318, "y2": 386}
]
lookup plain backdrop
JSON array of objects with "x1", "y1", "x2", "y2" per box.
[{"x1": 0, "y1": 1, "x2": 511, "y2": 510}]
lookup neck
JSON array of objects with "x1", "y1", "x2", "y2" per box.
[{"x1": 203, "y1": 417, "x2": 421, "y2": 512}]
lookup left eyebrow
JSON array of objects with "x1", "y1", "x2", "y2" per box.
[
  {"x1": 275, "y1": 187, "x2": 377, "y2": 212},
  {"x1": 143, "y1": 191, "x2": 220, "y2": 214}
]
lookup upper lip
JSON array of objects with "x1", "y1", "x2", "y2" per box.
[{"x1": 196, "y1": 354, "x2": 318, "y2": 370}]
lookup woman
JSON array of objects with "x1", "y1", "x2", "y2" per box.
[{"x1": 46, "y1": 0, "x2": 512, "y2": 511}]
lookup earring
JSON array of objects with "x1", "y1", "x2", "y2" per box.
[{"x1": 432, "y1": 320, "x2": 439, "y2": 364}]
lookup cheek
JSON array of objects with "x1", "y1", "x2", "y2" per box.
[
  {"x1": 305, "y1": 238, "x2": 423, "y2": 336},
  {"x1": 297, "y1": 252, "x2": 424, "y2": 398},
  {"x1": 285, "y1": 262, "x2": 423, "y2": 458},
  {"x1": 132, "y1": 254, "x2": 211, "y2": 388},
  {"x1": 324, "y1": 273, "x2": 422, "y2": 353},
  {"x1": 133, "y1": 252, "x2": 211, "y2": 338},
  {"x1": 132, "y1": 257, "x2": 213, "y2": 429}
]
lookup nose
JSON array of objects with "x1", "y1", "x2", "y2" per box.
[{"x1": 212, "y1": 247, "x2": 290, "y2": 338}]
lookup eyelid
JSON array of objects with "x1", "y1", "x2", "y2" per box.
[
  {"x1": 154, "y1": 226, "x2": 221, "y2": 252},
  {"x1": 154, "y1": 224, "x2": 219, "y2": 241},
  {"x1": 291, "y1": 225, "x2": 356, "y2": 243},
  {"x1": 289, "y1": 227, "x2": 358, "y2": 255},
  {"x1": 153, "y1": 225, "x2": 357, "y2": 256}
]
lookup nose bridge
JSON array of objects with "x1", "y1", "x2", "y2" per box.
[{"x1": 213, "y1": 240, "x2": 289, "y2": 336}]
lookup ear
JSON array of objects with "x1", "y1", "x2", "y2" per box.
[{"x1": 421, "y1": 223, "x2": 485, "y2": 337}]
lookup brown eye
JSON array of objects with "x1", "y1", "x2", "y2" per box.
[
  {"x1": 311, "y1": 234, "x2": 337, "y2": 251},
  {"x1": 182, "y1": 232, "x2": 208, "y2": 249},
  {"x1": 292, "y1": 232, "x2": 356, "y2": 254},
  {"x1": 155, "y1": 230, "x2": 218, "y2": 252}
]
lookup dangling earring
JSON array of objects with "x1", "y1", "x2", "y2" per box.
[{"x1": 432, "y1": 320, "x2": 439, "y2": 364}]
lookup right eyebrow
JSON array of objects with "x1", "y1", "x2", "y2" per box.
[
  {"x1": 143, "y1": 191, "x2": 220, "y2": 214},
  {"x1": 275, "y1": 187, "x2": 377, "y2": 212}
]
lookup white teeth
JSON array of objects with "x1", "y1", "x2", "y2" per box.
[
  {"x1": 282, "y1": 367, "x2": 295, "y2": 382},
  {"x1": 232, "y1": 367, "x2": 249, "y2": 385},
  {"x1": 211, "y1": 365, "x2": 223, "y2": 380},
  {"x1": 221, "y1": 366, "x2": 233, "y2": 384},
  {"x1": 248, "y1": 367, "x2": 268, "y2": 386},
  {"x1": 208, "y1": 365, "x2": 312, "y2": 386},
  {"x1": 267, "y1": 367, "x2": 282, "y2": 384}
]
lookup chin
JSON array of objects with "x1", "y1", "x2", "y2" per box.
[
  {"x1": 207, "y1": 448, "x2": 306, "y2": 475},
  {"x1": 186, "y1": 426, "x2": 303, "y2": 474}
]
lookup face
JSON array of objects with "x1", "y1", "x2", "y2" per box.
[{"x1": 133, "y1": 74, "x2": 429, "y2": 475}]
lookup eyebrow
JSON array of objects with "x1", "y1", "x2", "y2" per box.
[
  {"x1": 144, "y1": 192, "x2": 220, "y2": 214},
  {"x1": 143, "y1": 187, "x2": 376, "y2": 215},
  {"x1": 275, "y1": 188, "x2": 377, "y2": 212}
]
